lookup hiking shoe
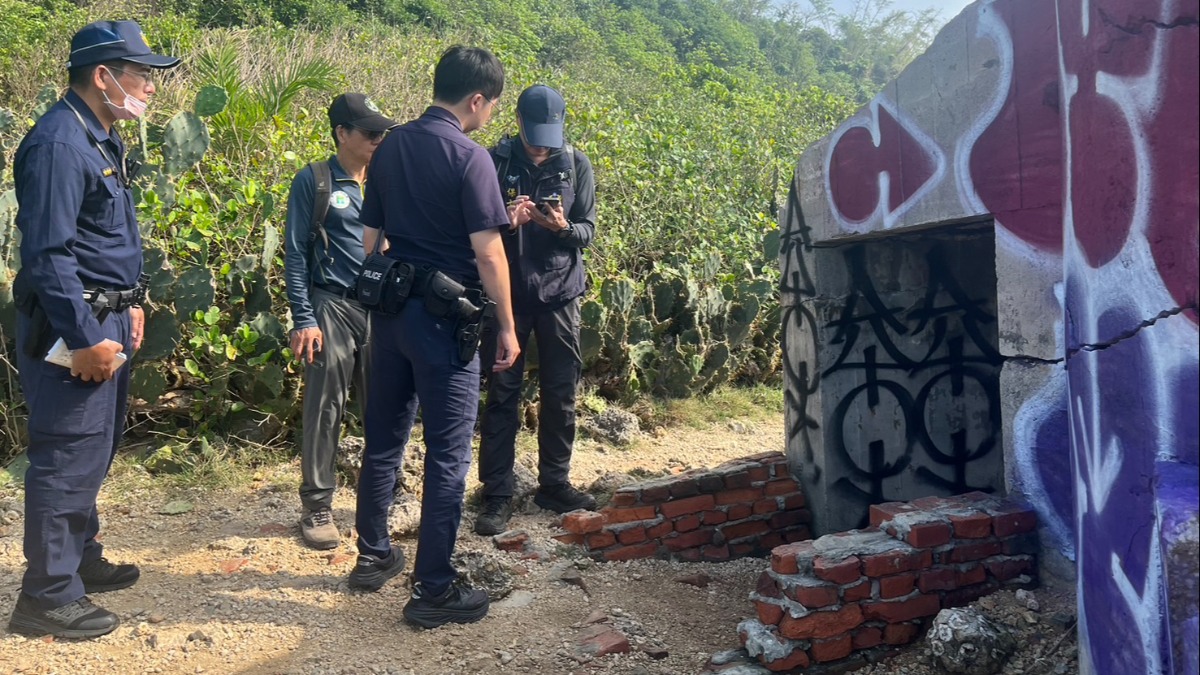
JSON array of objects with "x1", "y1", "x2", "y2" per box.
[
  {"x1": 402, "y1": 581, "x2": 489, "y2": 628},
  {"x1": 300, "y1": 507, "x2": 340, "y2": 550},
  {"x1": 348, "y1": 546, "x2": 406, "y2": 592},
  {"x1": 8, "y1": 594, "x2": 120, "y2": 639},
  {"x1": 78, "y1": 557, "x2": 140, "y2": 593},
  {"x1": 473, "y1": 497, "x2": 514, "y2": 535},
  {"x1": 533, "y1": 484, "x2": 597, "y2": 513}
]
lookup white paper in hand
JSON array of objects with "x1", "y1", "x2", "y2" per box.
[{"x1": 44, "y1": 338, "x2": 127, "y2": 371}]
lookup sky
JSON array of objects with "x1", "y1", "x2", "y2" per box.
[{"x1": 829, "y1": 0, "x2": 975, "y2": 22}]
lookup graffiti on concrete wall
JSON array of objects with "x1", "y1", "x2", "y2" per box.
[
  {"x1": 823, "y1": 243, "x2": 1004, "y2": 519},
  {"x1": 780, "y1": 183, "x2": 822, "y2": 488},
  {"x1": 794, "y1": 0, "x2": 1198, "y2": 672}
]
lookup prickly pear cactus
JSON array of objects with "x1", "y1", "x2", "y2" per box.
[
  {"x1": 600, "y1": 277, "x2": 635, "y2": 317},
  {"x1": 175, "y1": 265, "x2": 216, "y2": 320},
  {"x1": 162, "y1": 111, "x2": 210, "y2": 176},
  {"x1": 31, "y1": 85, "x2": 58, "y2": 123},
  {"x1": 194, "y1": 85, "x2": 229, "y2": 118},
  {"x1": 579, "y1": 300, "x2": 605, "y2": 366}
]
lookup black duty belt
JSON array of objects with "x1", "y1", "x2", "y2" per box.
[
  {"x1": 314, "y1": 282, "x2": 359, "y2": 301},
  {"x1": 83, "y1": 286, "x2": 144, "y2": 312}
]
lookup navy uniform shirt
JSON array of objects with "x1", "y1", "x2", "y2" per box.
[
  {"x1": 284, "y1": 155, "x2": 366, "y2": 329},
  {"x1": 13, "y1": 90, "x2": 143, "y2": 350},
  {"x1": 492, "y1": 139, "x2": 596, "y2": 310},
  {"x1": 360, "y1": 107, "x2": 509, "y2": 283}
]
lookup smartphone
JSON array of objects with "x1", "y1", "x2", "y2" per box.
[{"x1": 540, "y1": 196, "x2": 561, "y2": 208}]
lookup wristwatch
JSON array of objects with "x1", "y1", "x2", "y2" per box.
[{"x1": 557, "y1": 222, "x2": 575, "y2": 238}]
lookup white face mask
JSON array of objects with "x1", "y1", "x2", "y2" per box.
[{"x1": 101, "y1": 68, "x2": 148, "y2": 120}]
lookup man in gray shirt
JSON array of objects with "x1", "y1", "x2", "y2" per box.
[{"x1": 284, "y1": 93, "x2": 396, "y2": 549}]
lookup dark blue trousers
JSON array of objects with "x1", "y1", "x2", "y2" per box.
[
  {"x1": 15, "y1": 309, "x2": 132, "y2": 609},
  {"x1": 356, "y1": 301, "x2": 479, "y2": 596}
]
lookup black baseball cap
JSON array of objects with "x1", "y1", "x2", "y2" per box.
[
  {"x1": 67, "y1": 20, "x2": 180, "y2": 70},
  {"x1": 328, "y1": 93, "x2": 397, "y2": 132},
  {"x1": 517, "y1": 84, "x2": 566, "y2": 149}
]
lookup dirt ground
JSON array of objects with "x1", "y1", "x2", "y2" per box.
[{"x1": 0, "y1": 414, "x2": 1080, "y2": 675}]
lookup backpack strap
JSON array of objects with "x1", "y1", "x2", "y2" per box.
[
  {"x1": 493, "y1": 136, "x2": 515, "y2": 185},
  {"x1": 563, "y1": 142, "x2": 576, "y2": 192},
  {"x1": 308, "y1": 160, "x2": 332, "y2": 257}
]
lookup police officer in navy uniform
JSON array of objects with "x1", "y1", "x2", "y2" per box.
[
  {"x1": 284, "y1": 93, "x2": 397, "y2": 550},
  {"x1": 7, "y1": 21, "x2": 178, "y2": 639},
  {"x1": 350, "y1": 46, "x2": 519, "y2": 628},
  {"x1": 475, "y1": 85, "x2": 598, "y2": 535}
]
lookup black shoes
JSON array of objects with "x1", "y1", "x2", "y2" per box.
[
  {"x1": 78, "y1": 557, "x2": 140, "y2": 594},
  {"x1": 348, "y1": 545, "x2": 407, "y2": 591},
  {"x1": 474, "y1": 497, "x2": 514, "y2": 535},
  {"x1": 8, "y1": 594, "x2": 120, "y2": 639},
  {"x1": 402, "y1": 581, "x2": 489, "y2": 628},
  {"x1": 533, "y1": 484, "x2": 597, "y2": 513}
]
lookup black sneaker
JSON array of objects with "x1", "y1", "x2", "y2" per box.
[
  {"x1": 533, "y1": 484, "x2": 597, "y2": 513},
  {"x1": 8, "y1": 594, "x2": 120, "y2": 639},
  {"x1": 348, "y1": 545, "x2": 406, "y2": 592},
  {"x1": 473, "y1": 497, "x2": 514, "y2": 535},
  {"x1": 402, "y1": 581, "x2": 489, "y2": 628},
  {"x1": 78, "y1": 557, "x2": 140, "y2": 593}
]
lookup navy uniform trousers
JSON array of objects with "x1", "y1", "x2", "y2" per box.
[
  {"x1": 14, "y1": 308, "x2": 132, "y2": 609},
  {"x1": 355, "y1": 299, "x2": 478, "y2": 596}
]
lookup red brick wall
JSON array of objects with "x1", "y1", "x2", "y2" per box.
[
  {"x1": 737, "y1": 492, "x2": 1037, "y2": 672},
  {"x1": 553, "y1": 452, "x2": 812, "y2": 562}
]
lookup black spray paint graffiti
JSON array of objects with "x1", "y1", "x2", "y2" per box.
[
  {"x1": 779, "y1": 180, "x2": 822, "y2": 485},
  {"x1": 824, "y1": 243, "x2": 1004, "y2": 518}
]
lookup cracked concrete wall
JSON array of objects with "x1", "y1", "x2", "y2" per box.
[{"x1": 780, "y1": 1, "x2": 1198, "y2": 673}]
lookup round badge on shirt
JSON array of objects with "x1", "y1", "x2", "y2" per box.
[{"x1": 331, "y1": 191, "x2": 351, "y2": 209}]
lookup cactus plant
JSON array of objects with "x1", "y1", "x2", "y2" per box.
[
  {"x1": 599, "y1": 277, "x2": 635, "y2": 317},
  {"x1": 162, "y1": 111, "x2": 211, "y2": 176},
  {"x1": 175, "y1": 265, "x2": 216, "y2": 320},
  {"x1": 31, "y1": 85, "x2": 58, "y2": 123},
  {"x1": 194, "y1": 85, "x2": 229, "y2": 118}
]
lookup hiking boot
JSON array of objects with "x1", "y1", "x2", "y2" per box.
[
  {"x1": 78, "y1": 557, "x2": 140, "y2": 593},
  {"x1": 533, "y1": 484, "x2": 597, "y2": 513},
  {"x1": 473, "y1": 497, "x2": 514, "y2": 536},
  {"x1": 402, "y1": 581, "x2": 489, "y2": 628},
  {"x1": 348, "y1": 545, "x2": 406, "y2": 592},
  {"x1": 300, "y1": 507, "x2": 340, "y2": 550},
  {"x1": 8, "y1": 594, "x2": 120, "y2": 639}
]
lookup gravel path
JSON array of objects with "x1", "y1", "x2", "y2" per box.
[
  {"x1": 0, "y1": 418, "x2": 784, "y2": 674},
  {"x1": 0, "y1": 414, "x2": 1079, "y2": 675}
]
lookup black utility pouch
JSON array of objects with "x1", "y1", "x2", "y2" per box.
[
  {"x1": 423, "y1": 271, "x2": 466, "y2": 319},
  {"x1": 356, "y1": 254, "x2": 398, "y2": 308},
  {"x1": 382, "y1": 262, "x2": 415, "y2": 315}
]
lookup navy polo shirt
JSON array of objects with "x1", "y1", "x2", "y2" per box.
[
  {"x1": 13, "y1": 90, "x2": 143, "y2": 350},
  {"x1": 360, "y1": 106, "x2": 509, "y2": 283},
  {"x1": 284, "y1": 155, "x2": 366, "y2": 329}
]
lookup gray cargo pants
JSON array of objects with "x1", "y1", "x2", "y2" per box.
[{"x1": 299, "y1": 287, "x2": 370, "y2": 512}]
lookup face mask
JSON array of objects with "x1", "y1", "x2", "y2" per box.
[{"x1": 101, "y1": 68, "x2": 148, "y2": 120}]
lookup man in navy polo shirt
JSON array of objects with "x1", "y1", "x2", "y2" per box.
[
  {"x1": 284, "y1": 93, "x2": 397, "y2": 550},
  {"x1": 351, "y1": 46, "x2": 519, "y2": 629},
  {"x1": 8, "y1": 20, "x2": 179, "y2": 639}
]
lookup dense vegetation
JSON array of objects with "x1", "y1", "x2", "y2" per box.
[{"x1": 0, "y1": 0, "x2": 937, "y2": 465}]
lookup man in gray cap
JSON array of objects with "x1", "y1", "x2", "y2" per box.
[
  {"x1": 285, "y1": 93, "x2": 397, "y2": 550},
  {"x1": 8, "y1": 20, "x2": 178, "y2": 639},
  {"x1": 475, "y1": 84, "x2": 598, "y2": 535}
]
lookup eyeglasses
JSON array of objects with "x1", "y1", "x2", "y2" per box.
[
  {"x1": 108, "y1": 66, "x2": 155, "y2": 86},
  {"x1": 350, "y1": 126, "x2": 387, "y2": 142}
]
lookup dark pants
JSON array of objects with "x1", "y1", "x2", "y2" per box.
[
  {"x1": 479, "y1": 298, "x2": 581, "y2": 499},
  {"x1": 15, "y1": 309, "x2": 132, "y2": 609},
  {"x1": 299, "y1": 288, "x2": 370, "y2": 512},
  {"x1": 355, "y1": 300, "x2": 478, "y2": 596}
]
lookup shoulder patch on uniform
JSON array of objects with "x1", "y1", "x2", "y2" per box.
[{"x1": 330, "y1": 191, "x2": 351, "y2": 209}]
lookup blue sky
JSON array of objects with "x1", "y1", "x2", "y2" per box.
[{"x1": 829, "y1": 0, "x2": 975, "y2": 23}]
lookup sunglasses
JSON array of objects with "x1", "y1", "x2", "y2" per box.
[{"x1": 350, "y1": 126, "x2": 387, "y2": 142}]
